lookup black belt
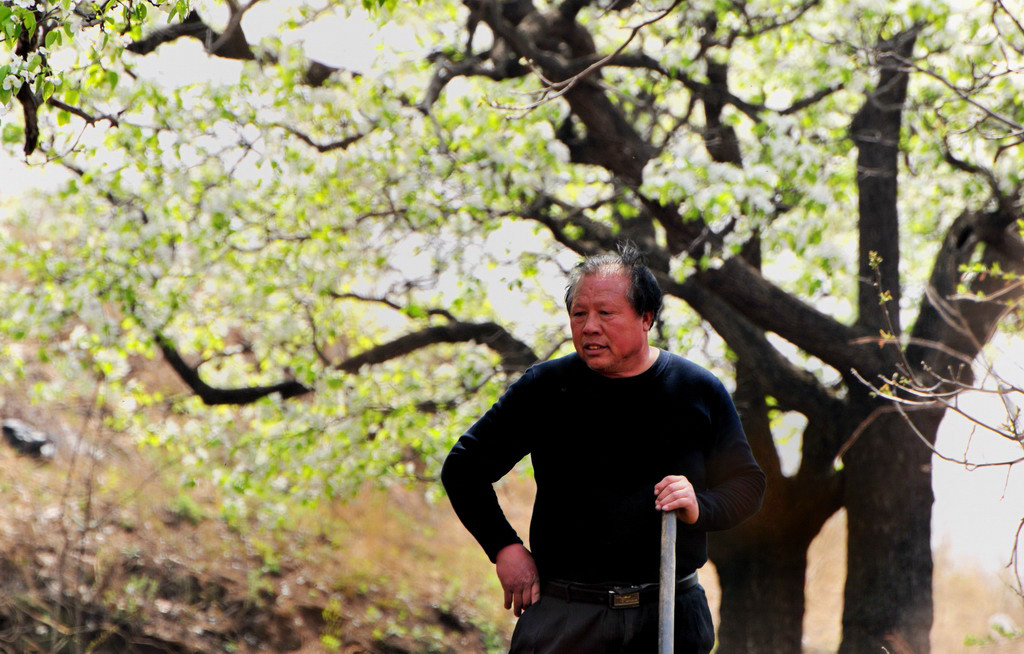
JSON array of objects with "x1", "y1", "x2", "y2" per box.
[{"x1": 541, "y1": 571, "x2": 699, "y2": 609}]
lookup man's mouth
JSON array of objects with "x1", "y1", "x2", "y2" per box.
[{"x1": 583, "y1": 344, "x2": 605, "y2": 351}]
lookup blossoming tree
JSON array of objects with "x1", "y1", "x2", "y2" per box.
[{"x1": 2, "y1": 0, "x2": 1023, "y2": 652}]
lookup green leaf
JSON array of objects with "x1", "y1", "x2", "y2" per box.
[
  {"x1": 1, "y1": 123, "x2": 22, "y2": 144},
  {"x1": 20, "y1": 9, "x2": 35, "y2": 34},
  {"x1": 403, "y1": 304, "x2": 427, "y2": 319}
]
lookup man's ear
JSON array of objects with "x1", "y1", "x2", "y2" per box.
[{"x1": 642, "y1": 311, "x2": 654, "y2": 331}]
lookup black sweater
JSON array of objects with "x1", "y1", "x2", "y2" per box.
[{"x1": 441, "y1": 351, "x2": 766, "y2": 584}]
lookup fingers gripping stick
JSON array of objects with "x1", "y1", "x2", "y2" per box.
[{"x1": 659, "y1": 510, "x2": 677, "y2": 654}]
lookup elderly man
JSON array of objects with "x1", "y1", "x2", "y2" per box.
[{"x1": 441, "y1": 244, "x2": 766, "y2": 653}]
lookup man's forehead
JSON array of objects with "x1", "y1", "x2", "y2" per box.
[{"x1": 573, "y1": 270, "x2": 630, "y2": 299}]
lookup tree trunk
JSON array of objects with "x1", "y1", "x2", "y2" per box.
[
  {"x1": 713, "y1": 329, "x2": 842, "y2": 653},
  {"x1": 842, "y1": 24, "x2": 931, "y2": 654},
  {"x1": 716, "y1": 540, "x2": 810, "y2": 653},
  {"x1": 839, "y1": 400, "x2": 944, "y2": 654},
  {"x1": 713, "y1": 467, "x2": 841, "y2": 654},
  {"x1": 713, "y1": 302, "x2": 811, "y2": 654}
]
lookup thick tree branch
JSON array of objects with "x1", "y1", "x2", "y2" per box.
[
  {"x1": 337, "y1": 321, "x2": 538, "y2": 373},
  {"x1": 209, "y1": 0, "x2": 264, "y2": 60},
  {"x1": 635, "y1": 195, "x2": 716, "y2": 258},
  {"x1": 529, "y1": 193, "x2": 865, "y2": 384},
  {"x1": 419, "y1": 53, "x2": 529, "y2": 111},
  {"x1": 15, "y1": 83, "x2": 40, "y2": 156},
  {"x1": 661, "y1": 273, "x2": 842, "y2": 425},
  {"x1": 519, "y1": 193, "x2": 616, "y2": 257},
  {"x1": 701, "y1": 59, "x2": 743, "y2": 164},
  {"x1": 478, "y1": 0, "x2": 654, "y2": 183},
  {"x1": 125, "y1": 3, "x2": 346, "y2": 90},
  {"x1": 14, "y1": 22, "x2": 41, "y2": 155},
  {"x1": 908, "y1": 205, "x2": 1024, "y2": 381},
  {"x1": 732, "y1": 345, "x2": 785, "y2": 496},
  {"x1": 303, "y1": 60, "x2": 345, "y2": 87},
  {"x1": 851, "y1": 27, "x2": 919, "y2": 335},
  {"x1": 573, "y1": 52, "x2": 842, "y2": 122},
  {"x1": 157, "y1": 319, "x2": 538, "y2": 406},
  {"x1": 156, "y1": 332, "x2": 312, "y2": 405},
  {"x1": 695, "y1": 257, "x2": 886, "y2": 378},
  {"x1": 524, "y1": 190, "x2": 668, "y2": 273},
  {"x1": 126, "y1": 10, "x2": 255, "y2": 60}
]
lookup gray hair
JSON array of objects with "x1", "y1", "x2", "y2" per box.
[{"x1": 564, "y1": 242, "x2": 663, "y2": 321}]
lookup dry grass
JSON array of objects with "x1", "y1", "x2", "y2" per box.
[
  {"x1": 0, "y1": 411, "x2": 506, "y2": 652},
  {"x1": 0, "y1": 398, "x2": 1021, "y2": 653}
]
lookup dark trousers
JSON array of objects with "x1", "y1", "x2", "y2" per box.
[{"x1": 508, "y1": 584, "x2": 714, "y2": 654}]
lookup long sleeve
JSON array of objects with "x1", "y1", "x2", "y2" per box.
[
  {"x1": 441, "y1": 369, "x2": 538, "y2": 562},
  {"x1": 690, "y1": 376, "x2": 766, "y2": 532}
]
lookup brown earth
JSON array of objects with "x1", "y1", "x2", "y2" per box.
[{"x1": 0, "y1": 402, "x2": 1021, "y2": 653}]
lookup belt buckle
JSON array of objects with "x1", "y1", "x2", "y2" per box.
[{"x1": 608, "y1": 586, "x2": 641, "y2": 609}]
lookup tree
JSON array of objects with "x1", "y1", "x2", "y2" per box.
[
  {"x1": 858, "y1": 318, "x2": 1024, "y2": 598},
  {"x1": 2, "y1": 0, "x2": 1024, "y2": 652}
]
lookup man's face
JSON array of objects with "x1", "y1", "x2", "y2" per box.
[{"x1": 569, "y1": 271, "x2": 654, "y2": 378}]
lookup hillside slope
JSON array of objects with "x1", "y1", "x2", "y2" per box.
[{"x1": 0, "y1": 409, "x2": 1021, "y2": 653}]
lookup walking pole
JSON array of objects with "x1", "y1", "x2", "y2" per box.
[{"x1": 658, "y1": 509, "x2": 677, "y2": 654}]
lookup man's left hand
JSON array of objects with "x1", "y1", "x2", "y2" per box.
[{"x1": 654, "y1": 475, "x2": 700, "y2": 524}]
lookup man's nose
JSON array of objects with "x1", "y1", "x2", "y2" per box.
[{"x1": 582, "y1": 313, "x2": 600, "y2": 332}]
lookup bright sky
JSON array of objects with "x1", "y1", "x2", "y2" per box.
[
  {"x1": 1, "y1": 0, "x2": 1023, "y2": 580},
  {"x1": 930, "y1": 337, "x2": 1024, "y2": 574},
  {"x1": 934, "y1": 412, "x2": 1024, "y2": 574}
]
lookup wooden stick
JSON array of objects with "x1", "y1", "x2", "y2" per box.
[{"x1": 659, "y1": 510, "x2": 677, "y2": 654}]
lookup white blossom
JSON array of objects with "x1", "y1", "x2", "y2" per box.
[{"x1": 764, "y1": 88, "x2": 793, "y2": 111}]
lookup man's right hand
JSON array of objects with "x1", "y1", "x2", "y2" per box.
[{"x1": 495, "y1": 543, "x2": 540, "y2": 617}]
